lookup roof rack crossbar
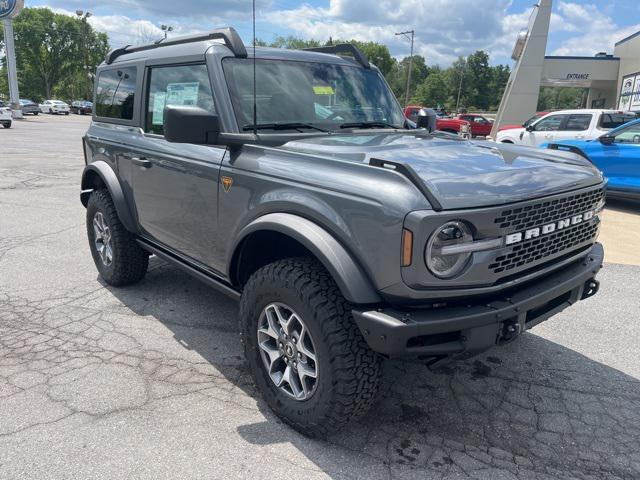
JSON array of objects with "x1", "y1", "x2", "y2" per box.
[
  {"x1": 105, "y1": 27, "x2": 247, "y2": 65},
  {"x1": 304, "y1": 44, "x2": 371, "y2": 69}
]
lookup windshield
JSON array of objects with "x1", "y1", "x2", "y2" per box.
[
  {"x1": 222, "y1": 58, "x2": 405, "y2": 131},
  {"x1": 523, "y1": 114, "x2": 543, "y2": 128}
]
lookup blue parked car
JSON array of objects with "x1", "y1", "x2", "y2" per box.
[{"x1": 546, "y1": 118, "x2": 640, "y2": 200}]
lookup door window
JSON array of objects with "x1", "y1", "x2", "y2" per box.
[
  {"x1": 145, "y1": 64, "x2": 215, "y2": 135},
  {"x1": 563, "y1": 114, "x2": 592, "y2": 131},
  {"x1": 613, "y1": 124, "x2": 640, "y2": 144},
  {"x1": 533, "y1": 115, "x2": 566, "y2": 131}
]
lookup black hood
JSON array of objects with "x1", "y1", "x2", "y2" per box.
[{"x1": 280, "y1": 132, "x2": 603, "y2": 210}]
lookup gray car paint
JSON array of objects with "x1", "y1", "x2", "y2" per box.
[{"x1": 82, "y1": 39, "x2": 604, "y2": 306}]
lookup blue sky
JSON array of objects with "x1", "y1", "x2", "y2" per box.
[{"x1": 35, "y1": 0, "x2": 640, "y2": 66}]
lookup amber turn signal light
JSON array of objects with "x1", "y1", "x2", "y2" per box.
[{"x1": 401, "y1": 229, "x2": 413, "y2": 267}]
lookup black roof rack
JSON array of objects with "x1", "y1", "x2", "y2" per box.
[
  {"x1": 304, "y1": 44, "x2": 371, "y2": 69},
  {"x1": 105, "y1": 27, "x2": 247, "y2": 65}
]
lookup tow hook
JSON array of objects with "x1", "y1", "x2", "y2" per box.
[
  {"x1": 581, "y1": 279, "x2": 600, "y2": 300},
  {"x1": 497, "y1": 319, "x2": 520, "y2": 345}
]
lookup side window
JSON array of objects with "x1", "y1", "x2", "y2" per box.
[
  {"x1": 145, "y1": 64, "x2": 215, "y2": 135},
  {"x1": 534, "y1": 115, "x2": 565, "y2": 132},
  {"x1": 564, "y1": 114, "x2": 592, "y2": 131},
  {"x1": 95, "y1": 67, "x2": 137, "y2": 120},
  {"x1": 614, "y1": 124, "x2": 640, "y2": 144},
  {"x1": 599, "y1": 113, "x2": 636, "y2": 129}
]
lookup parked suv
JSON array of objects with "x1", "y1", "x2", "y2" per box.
[
  {"x1": 81, "y1": 28, "x2": 605, "y2": 437},
  {"x1": 496, "y1": 109, "x2": 636, "y2": 147}
]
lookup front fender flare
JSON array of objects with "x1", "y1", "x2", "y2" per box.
[
  {"x1": 233, "y1": 213, "x2": 382, "y2": 305},
  {"x1": 80, "y1": 161, "x2": 137, "y2": 233}
]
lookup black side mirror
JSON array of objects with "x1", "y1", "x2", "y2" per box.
[
  {"x1": 164, "y1": 106, "x2": 220, "y2": 145},
  {"x1": 416, "y1": 108, "x2": 437, "y2": 132},
  {"x1": 525, "y1": 124, "x2": 535, "y2": 132},
  {"x1": 599, "y1": 135, "x2": 615, "y2": 145}
]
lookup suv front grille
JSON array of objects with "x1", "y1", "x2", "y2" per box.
[
  {"x1": 488, "y1": 187, "x2": 604, "y2": 275},
  {"x1": 494, "y1": 188, "x2": 604, "y2": 231},
  {"x1": 489, "y1": 221, "x2": 599, "y2": 273}
]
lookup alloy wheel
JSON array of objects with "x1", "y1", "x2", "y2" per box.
[
  {"x1": 93, "y1": 212, "x2": 113, "y2": 266},
  {"x1": 257, "y1": 302, "x2": 318, "y2": 401}
]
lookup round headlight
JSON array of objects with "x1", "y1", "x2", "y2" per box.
[{"x1": 426, "y1": 221, "x2": 473, "y2": 278}]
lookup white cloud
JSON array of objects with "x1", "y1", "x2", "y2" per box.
[
  {"x1": 550, "y1": 2, "x2": 640, "y2": 56},
  {"x1": 264, "y1": 0, "x2": 530, "y2": 65}
]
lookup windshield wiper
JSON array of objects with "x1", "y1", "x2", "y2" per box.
[
  {"x1": 243, "y1": 122, "x2": 329, "y2": 133},
  {"x1": 339, "y1": 121, "x2": 403, "y2": 130}
]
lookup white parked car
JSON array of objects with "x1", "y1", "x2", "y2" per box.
[
  {"x1": 0, "y1": 100, "x2": 12, "y2": 128},
  {"x1": 496, "y1": 109, "x2": 636, "y2": 147},
  {"x1": 39, "y1": 100, "x2": 70, "y2": 115}
]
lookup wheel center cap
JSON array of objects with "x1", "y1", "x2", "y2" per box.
[{"x1": 284, "y1": 343, "x2": 295, "y2": 358}]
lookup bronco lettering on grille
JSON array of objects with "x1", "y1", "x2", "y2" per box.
[{"x1": 505, "y1": 209, "x2": 597, "y2": 246}]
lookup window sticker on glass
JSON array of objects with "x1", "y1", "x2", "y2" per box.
[
  {"x1": 152, "y1": 92, "x2": 166, "y2": 126},
  {"x1": 166, "y1": 82, "x2": 200, "y2": 107},
  {"x1": 313, "y1": 85, "x2": 335, "y2": 95}
]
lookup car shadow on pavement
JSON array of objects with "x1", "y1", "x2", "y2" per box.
[{"x1": 108, "y1": 258, "x2": 640, "y2": 480}]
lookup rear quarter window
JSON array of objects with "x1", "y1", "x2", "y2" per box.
[
  {"x1": 95, "y1": 67, "x2": 137, "y2": 120},
  {"x1": 599, "y1": 113, "x2": 636, "y2": 130}
]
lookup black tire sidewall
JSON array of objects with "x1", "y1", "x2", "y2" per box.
[
  {"x1": 242, "y1": 270, "x2": 347, "y2": 429},
  {"x1": 86, "y1": 196, "x2": 117, "y2": 281}
]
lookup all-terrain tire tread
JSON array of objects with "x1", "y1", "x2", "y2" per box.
[
  {"x1": 240, "y1": 257, "x2": 381, "y2": 438},
  {"x1": 87, "y1": 189, "x2": 148, "y2": 286}
]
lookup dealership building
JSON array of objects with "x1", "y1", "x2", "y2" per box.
[{"x1": 493, "y1": 0, "x2": 640, "y2": 133}]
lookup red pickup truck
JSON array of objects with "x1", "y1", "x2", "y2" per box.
[
  {"x1": 404, "y1": 106, "x2": 470, "y2": 135},
  {"x1": 455, "y1": 114, "x2": 493, "y2": 137}
]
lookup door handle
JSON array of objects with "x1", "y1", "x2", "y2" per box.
[{"x1": 131, "y1": 157, "x2": 152, "y2": 168}]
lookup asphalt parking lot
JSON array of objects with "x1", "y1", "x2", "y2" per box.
[{"x1": 1, "y1": 115, "x2": 640, "y2": 480}]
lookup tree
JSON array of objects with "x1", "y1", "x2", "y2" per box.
[
  {"x1": 412, "y1": 72, "x2": 449, "y2": 107},
  {"x1": 488, "y1": 64, "x2": 510, "y2": 110},
  {"x1": 269, "y1": 36, "x2": 321, "y2": 49},
  {"x1": 537, "y1": 86, "x2": 588, "y2": 111},
  {"x1": 347, "y1": 40, "x2": 396, "y2": 77},
  {"x1": 389, "y1": 55, "x2": 428, "y2": 102},
  {"x1": 0, "y1": 8, "x2": 109, "y2": 100},
  {"x1": 466, "y1": 50, "x2": 492, "y2": 110}
]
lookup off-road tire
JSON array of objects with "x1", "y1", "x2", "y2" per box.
[
  {"x1": 240, "y1": 257, "x2": 382, "y2": 438},
  {"x1": 86, "y1": 189, "x2": 148, "y2": 286}
]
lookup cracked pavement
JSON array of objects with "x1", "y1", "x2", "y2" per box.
[{"x1": 1, "y1": 115, "x2": 639, "y2": 480}]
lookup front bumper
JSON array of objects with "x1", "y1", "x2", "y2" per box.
[{"x1": 353, "y1": 243, "x2": 603, "y2": 359}]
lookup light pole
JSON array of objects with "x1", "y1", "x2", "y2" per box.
[
  {"x1": 161, "y1": 24, "x2": 174, "y2": 39},
  {"x1": 76, "y1": 10, "x2": 92, "y2": 100},
  {"x1": 395, "y1": 30, "x2": 415, "y2": 108}
]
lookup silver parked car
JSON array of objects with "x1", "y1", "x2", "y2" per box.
[{"x1": 19, "y1": 99, "x2": 41, "y2": 115}]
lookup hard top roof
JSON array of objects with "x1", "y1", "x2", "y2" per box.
[{"x1": 102, "y1": 27, "x2": 370, "y2": 69}]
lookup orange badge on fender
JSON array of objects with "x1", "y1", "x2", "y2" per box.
[{"x1": 221, "y1": 176, "x2": 233, "y2": 192}]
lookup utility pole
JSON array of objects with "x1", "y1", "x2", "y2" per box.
[
  {"x1": 456, "y1": 61, "x2": 465, "y2": 112},
  {"x1": 395, "y1": 30, "x2": 415, "y2": 108},
  {"x1": 76, "y1": 10, "x2": 92, "y2": 100},
  {"x1": 161, "y1": 24, "x2": 174, "y2": 39}
]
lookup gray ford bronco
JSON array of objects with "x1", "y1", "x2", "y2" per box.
[{"x1": 81, "y1": 28, "x2": 605, "y2": 437}]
